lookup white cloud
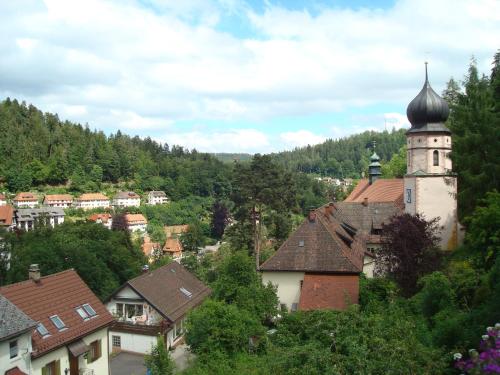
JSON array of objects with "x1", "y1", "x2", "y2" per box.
[
  {"x1": 0, "y1": 0, "x2": 498, "y2": 151},
  {"x1": 158, "y1": 128, "x2": 270, "y2": 153},
  {"x1": 280, "y1": 130, "x2": 326, "y2": 148}
]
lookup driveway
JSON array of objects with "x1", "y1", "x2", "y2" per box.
[
  {"x1": 110, "y1": 345, "x2": 194, "y2": 375},
  {"x1": 111, "y1": 352, "x2": 146, "y2": 375}
]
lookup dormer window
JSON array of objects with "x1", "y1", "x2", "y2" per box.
[
  {"x1": 50, "y1": 315, "x2": 66, "y2": 331},
  {"x1": 433, "y1": 150, "x2": 439, "y2": 166}
]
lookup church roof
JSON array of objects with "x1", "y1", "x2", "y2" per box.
[
  {"x1": 344, "y1": 178, "x2": 404, "y2": 207},
  {"x1": 406, "y1": 63, "x2": 450, "y2": 134}
]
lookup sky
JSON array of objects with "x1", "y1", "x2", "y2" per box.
[{"x1": 0, "y1": 0, "x2": 499, "y2": 153}]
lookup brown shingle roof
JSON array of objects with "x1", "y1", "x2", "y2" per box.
[
  {"x1": 13, "y1": 192, "x2": 37, "y2": 202},
  {"x1": 43, "y1": 194, "x2": 73, "y2": 202},
  {"x1": 333, "y1": 201, "x2": 402, "y2": 233},
  {"x1": 0, "y1": 205, "x2": 14, "y2": 226},
  {"x1": 77, "y1": 193, "x2": 109, "y2": 201},
  {"x1": 0, "y1": 269, "x2": 114, "y2": 358},
  {"x1": 298, "y1": 274, "x2": 359, "y2": 311},
  {"x1": 344, "y1": 178, "x2": 404, "y2": 207},
  {"x1": 114, "y1": 191, "x2": 140, "y2": 199},
  {"x1": 124, "y1": 262, "x2": 211, "y2": 322},
  {"x1": 260, "y1": 208, "x2": 364, "y2": 274}
]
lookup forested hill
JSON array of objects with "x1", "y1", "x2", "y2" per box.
[
  {"x1": 271, "y1": 129, "x2": 406, "y2": 177},
  {"x1": 0, "y1": 98, "x2": 229, "y2": 198}
]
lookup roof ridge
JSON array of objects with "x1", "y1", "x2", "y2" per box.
[{"x1": 0, "y1": 269, "x2": 76, "y2": 289}]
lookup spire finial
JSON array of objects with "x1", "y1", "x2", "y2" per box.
[
  {"x1": 372, "y1": 140, "x2": 376, "y2": 151},
  {"x1": 424, "y1": 61, "x2": 429, "y2": 83}
]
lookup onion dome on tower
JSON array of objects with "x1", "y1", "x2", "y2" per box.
[{"x1": 406, "y1": 63, "x2": 450, "y2": 134}]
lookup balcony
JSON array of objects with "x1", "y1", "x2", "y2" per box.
[{"x1": 111, "y1": 320, "x2": 169, "y2": 336}]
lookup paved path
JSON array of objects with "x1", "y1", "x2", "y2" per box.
[
  {"x1": 110, "y1": 352, "x2": 146, "y2": 375},
  {"x1": 110, "y1": 345, "x2": 194, "y2": 375}
]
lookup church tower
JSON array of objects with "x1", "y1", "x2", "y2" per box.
[{"x1": 404, "y1": 63, "x2": 458, "y2": 250}]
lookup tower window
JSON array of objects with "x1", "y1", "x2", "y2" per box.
[{"x1": 433, "y1": 150, "x2": 439, "y2": 166}]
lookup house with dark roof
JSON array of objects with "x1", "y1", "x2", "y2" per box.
[
  {"x1": 15, "y1": 207, "x2": 65, "y2": 231},
  {"x1": 0, "y1": 294, "x2": 37, "y2": 375},
  {"x1": 147, "y1": 191, "x2": 169, "y2": 205},
  {"x1": 112, "y1": 191, "x2": 141, "y2": 208},
  {"x1": 0, "y1": 265, "x2": 114, "y2": 375},
  {"x1": 260, "y1": 205, "x2": 366, "y2": 312},
  {"x1": 106, "y1": 262, "x2": 211, "y2": 353}
]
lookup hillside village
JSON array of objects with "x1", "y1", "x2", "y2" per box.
[{"x1": 0, "y1": 51, "x2": 499, "y2": 375}]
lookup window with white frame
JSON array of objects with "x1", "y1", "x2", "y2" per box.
[{"x1": 112, "y1": 335, "x2": 121, "y2": 348}]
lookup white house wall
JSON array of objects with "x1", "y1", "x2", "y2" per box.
[
  {"x1": 30, "y1": 327, "x2": 109, "y2": 375},
  {"x1": 262, "y1": 271, "x2": 304, "y2": 311},
  {"x1": 108, "y1": 330, "x2": 157, "y2": 355},
  {"x1": 0, "y1": 332, "x2": 31, "y2": 375}
]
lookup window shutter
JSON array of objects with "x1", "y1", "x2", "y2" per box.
[
  {"x1": 55, "y1": 360, "x2": 61, "y2": 375},
  {"x1": 41, "y1": 367, "x2": 48, "y2": 375},
  {"x1": 96, "y1": 339, "x2": 102, "y2": 359}
]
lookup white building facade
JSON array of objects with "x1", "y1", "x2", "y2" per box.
[{"x1": 147, "y1": 191, "x2": 169, "y2": 205}]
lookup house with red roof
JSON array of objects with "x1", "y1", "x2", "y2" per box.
[
  {"x1": 0, "y1": 265, "x2": 114, "y2": 375},
  {"x1": 261, "y1": 205, "x2": 366, "y2": 312},
  {"x1": 0, "y1": 204, "x2": 15, "y2": 230},
  {"x1": 88, "y1": 213, "x2": 113, "y2": 230},
  {"x1": 13, "y1": 193, "x2": 38, "y2": 209}
]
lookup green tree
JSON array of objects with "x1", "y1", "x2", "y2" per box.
[
  {"x1": 381, "y1": 145, "x2": 407, "y2": 178},
  {"x1": 212, "y1": 252, "x2": 278, "y2": 322},
  {"x1": 446, "y1": 56, "x2": 500, "y2": 219},
  {"x1": 180, "y1": 222, "x2": 205, "y2": 253},
  {"x1": 185, "y1": 299, "x2": 265, "y2": 355},
  {"x1": 231, "y1": 155, "x2": 296, "y2": 266},
  {"x1": 144, "y1": 335, "x2": 175, "y2": 375}
]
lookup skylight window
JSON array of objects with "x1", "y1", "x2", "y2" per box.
[
  {"x1": 76, "y1": 307, "x2": 89, "y2": 320},
  {"x1": 180, "y1": 287, "x2": 192, "y2": 298},
  {"x1": 37, "y1": 323, "x2": 49, "y2": 337},
  {"x1": 298, "y1": 240, "x2": 305, "y2": 247},
  {"x1": 50, "y1": 315, "x2": 66, "y2": 330},
  {"x1": 82, "y1": 303, "x2": 97, "y2": 317}
]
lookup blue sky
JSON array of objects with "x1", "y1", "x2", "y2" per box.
[{"x1": 0, "y1": 0, "x2": 498, "y2": 153}]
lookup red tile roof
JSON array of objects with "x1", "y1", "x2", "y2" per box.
[
  {"x1": 0, "y1": 269, "x2": 114, "y2": 358},
  {"x1": 344, "y1": 178, "x2": 404, "y2": 207},
  {"x1": 5, "y1": 367, "x2": 27, "y2": 375},
  {"x1": 13, "y1": 193, "x2": 38, "y2": 202},
  {"x1": 163, "y1": 238, "x2": 183, "y2": 255},
  {"x1": 298, "y1": 273, "x2": 359, "y2": 311},
  {"x1": 0, "y1": 205, "x2": 14, "y2": 226},
  {"x1": 125, "y1": 214, "x2": 147, "y2": 224},
  {"x1": 88, "y1": 213, "x2": 112, "y2": 223},
  {"x1": 77, "y1": 193, "x2": 109, "y2": 201},
  {"x1": 44, "y1": 194, "x2": 73, "y2": 202}
]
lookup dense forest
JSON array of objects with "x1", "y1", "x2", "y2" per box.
[{"x1": 270, "y1": 128, "x2": 406, "y2": 177}]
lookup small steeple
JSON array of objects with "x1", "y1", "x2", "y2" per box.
[{"x1": 368, "y1": 141, "x2": 381, "y2": 185}]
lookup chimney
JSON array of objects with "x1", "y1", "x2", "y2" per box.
[
  {"x1": 362, "y1": 197, "x2": 368, "y2": 207},
  {"x1": 308, "y1": 210, "x2": 316, "y2": 222},
  {"x1": 29, "y1": 264, "x2": 40, "y2": 283}
]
